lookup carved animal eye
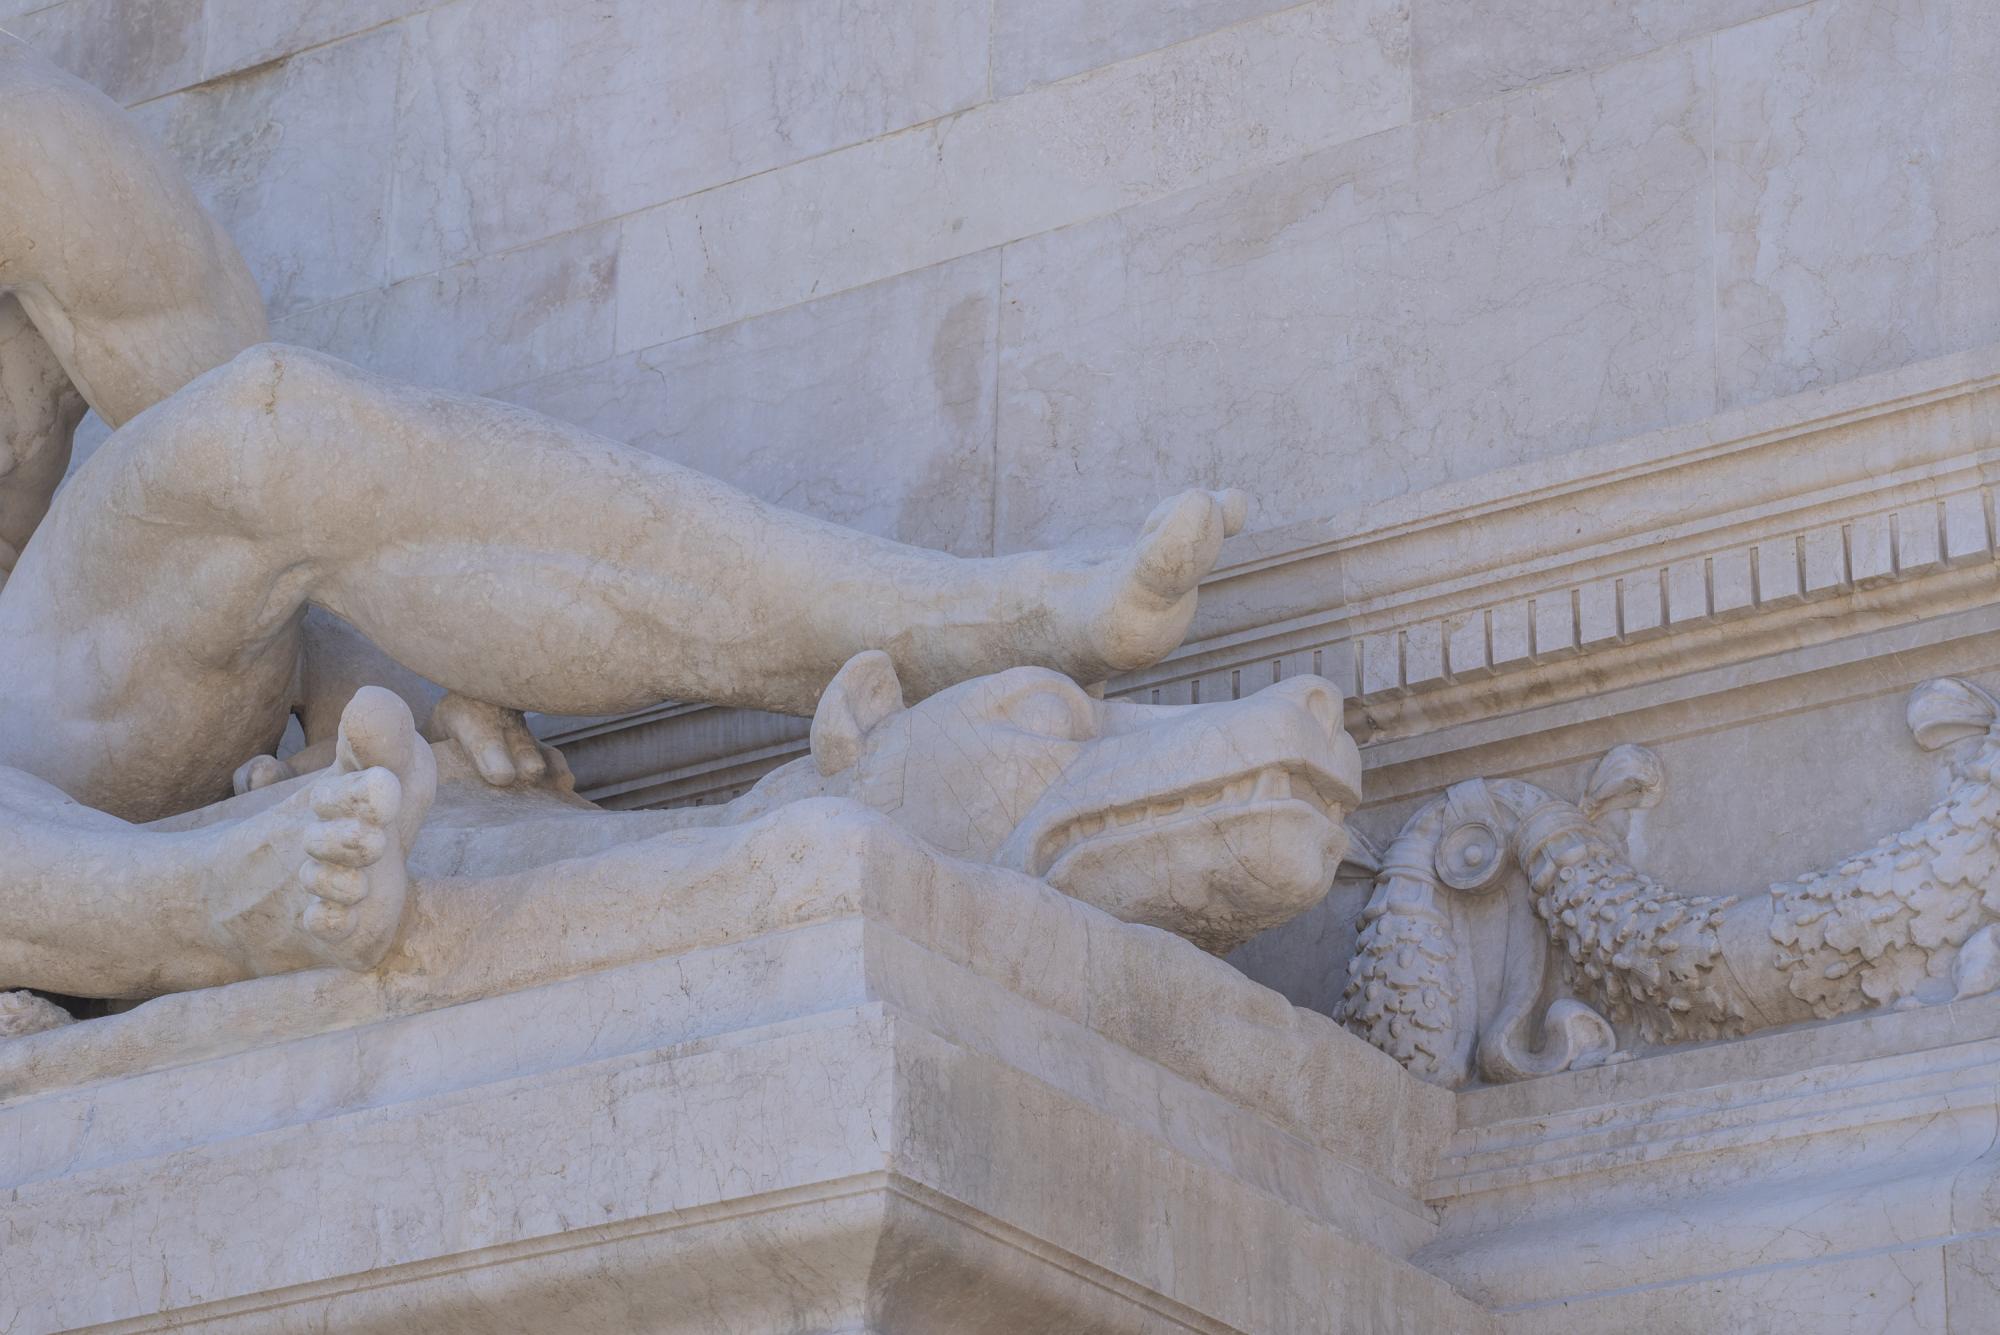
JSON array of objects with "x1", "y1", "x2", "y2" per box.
[{"x1": 1005, "y1": 687, "x2": 1086, "y2": 739}]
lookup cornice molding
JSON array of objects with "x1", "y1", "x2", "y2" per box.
[{"x1": 549, "y1": 344, "x2": 2000, "y2": 807}]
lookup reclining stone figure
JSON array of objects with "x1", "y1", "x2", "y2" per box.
[
  {"x1": 0, "y1": 34, "x2": 1361, "y2": 1014},
  {"x1": 26, "y1": 649, "x2": 1349, "y2": 1009}
]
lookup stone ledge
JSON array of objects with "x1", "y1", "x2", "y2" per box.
[
  {"x1": 548, "y1": 342, "x2": 2000, "y2": 809},
  {"x1": 1, "y1": 811, "x2": 1481, "y2": 1333},
  {"x1": 1417, "y1": 992, "x2": 2000, "y2": 1327}
]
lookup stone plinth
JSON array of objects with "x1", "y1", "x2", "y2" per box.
[
  {"x1": 1425, "y1": 995, "x2": 2000, "y2": 1333},
  {"x1": 1, "y1": 820, "x2": 1486, "y2": 1334}
]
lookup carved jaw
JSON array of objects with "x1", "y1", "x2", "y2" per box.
[
  {"x1": 1035, "y1": 766, "x2": 1353, "y2": 955},
  {"x1": 1028, "y1": 765, "x2": 1340, "y2": 879},
  {"x1": 805, "y1": 651, "x2": 1363, "y2": 954},
  {"x1": 997, "y1": 677, "x2": 1361, "y2": 954}
]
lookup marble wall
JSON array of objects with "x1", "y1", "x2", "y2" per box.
[
  {"x1": 14, "y1": 0, "x2": 2000, "y2": 1028},
  {"x1": 11, "y1": 0, "x2": 1996, "y2": 554}
]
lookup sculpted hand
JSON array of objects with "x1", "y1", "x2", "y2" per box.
[{"x1": 430, "y1": 693, "x2": 574, "y2": 790}]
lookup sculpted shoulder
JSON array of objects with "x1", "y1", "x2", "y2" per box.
[{"x1": 0, "y1": 33, "x2": 265, "y2": 424}]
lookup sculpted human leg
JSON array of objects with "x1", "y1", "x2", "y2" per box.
[
  {"x1": 212, "y1": 346, "x2": 1235, "y2": 717},
  {"x1": 0, "y1": 343, "x2": 1237, "y2": 817},
  {"x1": 0, "y1": 36, "x2": 547, "y2": 784},
  {"x1": 0, "y1": 688, "x2": 433, "y2": 998}
]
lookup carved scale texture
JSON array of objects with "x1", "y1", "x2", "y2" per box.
[
  {"x1": 1528, "y1": 829, "x2": 1748, "y2": 1044},
  {"x1": 1339, "y1": 875, "x2": 1460, "y2": 1079},
  {"x1": 1770, "y1": 762, "x2": 2000, "y2": 1017}
]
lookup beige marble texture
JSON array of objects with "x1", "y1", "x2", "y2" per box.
[
  {"x1": 4, "y1": 0, "x2": 204, "y2": 103},
  {"x1": 1715, "y1": 0, "x2": 1947, "y2": 408},
  {"x1": 199, "y1": 0, "x2": 440, "y2": 82},
  {"x1": 506, "y1": 254, "x2": 1000, "y2": 554},
  {"x1": 389, "y1": 0, "x2": 992, "y2": 278},
  {"x1": 614, "y1": 0, "x2": 1413, "y2": 353},
  {"x1": 133, "y1": 21, "x2": 400, "y2": 316},
  {"x1": 1424, "y1": 994, "x2": 2000, "y2": 1333},
  {"x1": 277, "y1": 219, "x2": 620, "y2": 396},
  {"x1": 0, "y1": 827, "x2": 1478, "y2": 1333},
  {"x1": 1409, "y1": 0, "x2": 1801, "y2": 115},
  {"x1": 0, "y1": 39, "x2": 1273, "y2": 1001},
  {"x1": 1941, "y1": 1, "x2": 2000, "y2": 353},
  {"x1": 11, "y1": 3, "x2": 2000, "y2": 1329},
  {"x1": 990, "y1": 0, "x2": 1303, "y2": 95},
  {"x1": 994, "y1": 38, "x2": 1713, "y2": 548}
]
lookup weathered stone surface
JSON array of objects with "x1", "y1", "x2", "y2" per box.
[
  {"x1": 614, "y1": 0, "x2": 1413, "y2": 351},
  {"x1": 0, "y1": 37, "x2": 1273, "y2": 997},
  {"x1": 276, "y1": 219, "x2": 620, "y2": 394},
  {"x1": 5, "y1": 0, "x2": 204, "y2": 103},
  {"x1": 389, "y1": 0, "x2": 992, "y2": 277},
  {"x1": 1715, "y1": 0, "x2": 1948, "y2": 408},
  {"x1": 994, "y1": 39, "x2": 1713, "y2": 547},
  {"x1": 0, "y1": 831, "x2": 1476, "y2": 1333},
  {"x1": 1409, "y1": 0, "x2": 1797, "y2": 115},
  {"x1": 199, "y1": 0, "x2": 440, "y2": 82},
  {"x1": 134, "y1": 24, "x2": 400, "y2": 315},
  {"x1": 507, "y1": 254, "x2": 1000, "y2": 554},
  {"x1": 13, "y1": 2, "x2": 2000, "y2": 1330},
  {"x1": 1426, "y1": 995, "x2": 2000, "y2": 1333},
  {"x1": 991, "y1": 0, "x2": 1303, "y2": 96}
]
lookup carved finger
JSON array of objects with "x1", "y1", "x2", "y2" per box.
[
  {"x1": 334, "y1": 686, "x2": 418, "y2": 776},
  {"x1": 507, "y1": 728, "x2": 548, "y2": 782},
  {"x1": 1215, "y1": 488, "x2": 1248, "y2": 536},
  {"x1": 538, "y1": 743, "x2": 576, "y2": 793},
  {"x1": 472, "y1": 740, "x2": 518, "y2": 786},
  {"x1": 304, "y1": 819, "x2": 388, "y2": 869},
  {"x1": 311, "y1": 767, "x2": 400, "y2": 824},
  {"x1": 1131, "y1": 490, "x2": 1225, "y2": 600}
]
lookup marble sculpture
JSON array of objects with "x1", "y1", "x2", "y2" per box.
[
  {"x1": 1342, "y1": 675, "x2": 2000, "y2": 1086},
  {"x1": 0, "y1": 34, "x2": 1359, "y2": 1024}
]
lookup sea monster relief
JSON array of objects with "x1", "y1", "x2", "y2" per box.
[{"x1": 1339, "y1": 677, "x2": 2000, "y2": 1087}]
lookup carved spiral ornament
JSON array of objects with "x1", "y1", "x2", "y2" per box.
[{"x1": 1436, "y1": 818, "x2": 1506, "y2": 891}]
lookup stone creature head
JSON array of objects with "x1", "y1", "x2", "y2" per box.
[{"x1": 752, "y1": 651, "x2": 1361, "y2": 953}]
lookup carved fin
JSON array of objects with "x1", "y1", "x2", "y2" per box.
[
  {"x1": 1954, "y1": 925, "x2": 2000, "y2": 1001},
  {"x1": 1908, "y1": 677, "x2": 2000, "y2": 752},
  {"x1": 1581, "y1": 744, "x2": 1665, "y2": 821}
]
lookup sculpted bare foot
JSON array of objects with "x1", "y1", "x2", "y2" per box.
[
  {"x1": 1063, "y1": 489, "x2": 1247, "y2": 677},
  {"x1": 211, "y1": 687, "x2": 437, "y2": 974}
]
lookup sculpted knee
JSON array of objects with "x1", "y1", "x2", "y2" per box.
[
  {"x1": 179, "y1": 343, "x2": 354, "y2": 465},
  {"x1": 206, "y1": 342, "x2": 300, "y2": 415}
]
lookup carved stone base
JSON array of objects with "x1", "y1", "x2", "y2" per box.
[
  {"x1": 1, "y1": 837, "x2": 1481, "y2": 1334},
  {"x1": 1424, "y1": 995, "x2": 2000, "y2": 1332}
]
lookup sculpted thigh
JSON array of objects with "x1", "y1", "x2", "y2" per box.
[{"x1": 0, "y1": 490, "x2": 304, "y2": 816}]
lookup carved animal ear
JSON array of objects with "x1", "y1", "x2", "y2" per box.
[
  {"x1": 1909, "y1": 677, "x2": 2000, "y2": 751},
  {"x1": 811, "y1": 650, "x2": 906, "y2": 776}
]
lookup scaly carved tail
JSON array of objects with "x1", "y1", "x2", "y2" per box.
[{"x1": 1341, "y1": 678, "x2": 2000, "y2": 1086}]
